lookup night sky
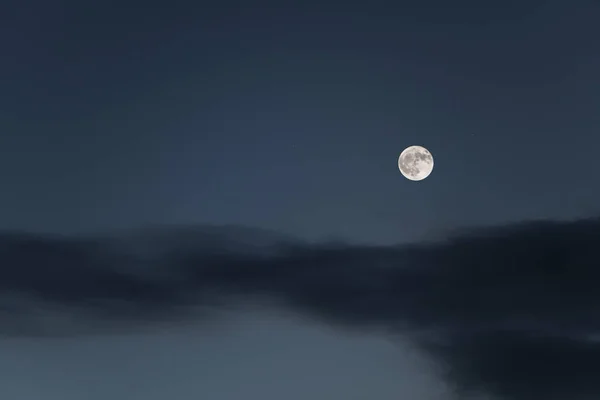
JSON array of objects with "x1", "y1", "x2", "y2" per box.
[
  {"x1": 3, "y1": 0, "x2": 599, "y2": 242},
  {"x1": 1, "y1": 0, "x2": 600, "y2": 399}
]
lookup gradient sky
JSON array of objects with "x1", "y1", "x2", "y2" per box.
[
  {"x1": 0, "y1": 312, "x2": 447, "y2": 400},
  {"x1": 2, "y1": 0, "x2": 599, "y2": 243},
  {"x1": 1, "y1": 0, "x2": 599, "y2": 399}
]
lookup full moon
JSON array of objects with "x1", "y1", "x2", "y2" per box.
[{"x1": 398, "y1": 145, "x2": 434, "y2": 181}]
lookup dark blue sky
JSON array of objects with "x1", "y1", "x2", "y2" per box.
[
  {"x1": 2, "y1": 0, "x2": 599, "y2": 243},
  {"x1": 1, "y1": 2, "x2": 600, "y2": 399}
]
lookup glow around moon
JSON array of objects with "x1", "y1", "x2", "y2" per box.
[{"x1": 398, "y1": 145, "x2": 434, "y2": 181}]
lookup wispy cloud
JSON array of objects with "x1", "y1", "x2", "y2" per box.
[{"x1": 2, "y1": 218, "x2": 600, "y2": 399}]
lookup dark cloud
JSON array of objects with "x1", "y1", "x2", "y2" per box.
[
  {"x1": 419, "y1": 331, "x2": 600, "y2": 400},
  {"x1": 2, "y1": 218, "x2": 600, "y2": 399}
]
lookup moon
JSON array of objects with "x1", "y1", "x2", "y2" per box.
[{"x1": 398, "y1": 145, "x2": 434, "y2": 181}]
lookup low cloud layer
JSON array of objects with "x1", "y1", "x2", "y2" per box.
[{"x1": 2, "y1": 218, "x2": 600, "y2": 399}]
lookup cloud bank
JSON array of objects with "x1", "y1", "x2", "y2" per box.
[{"x1": 2, "y1": 218, "x2": 600, "y2": 399}]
